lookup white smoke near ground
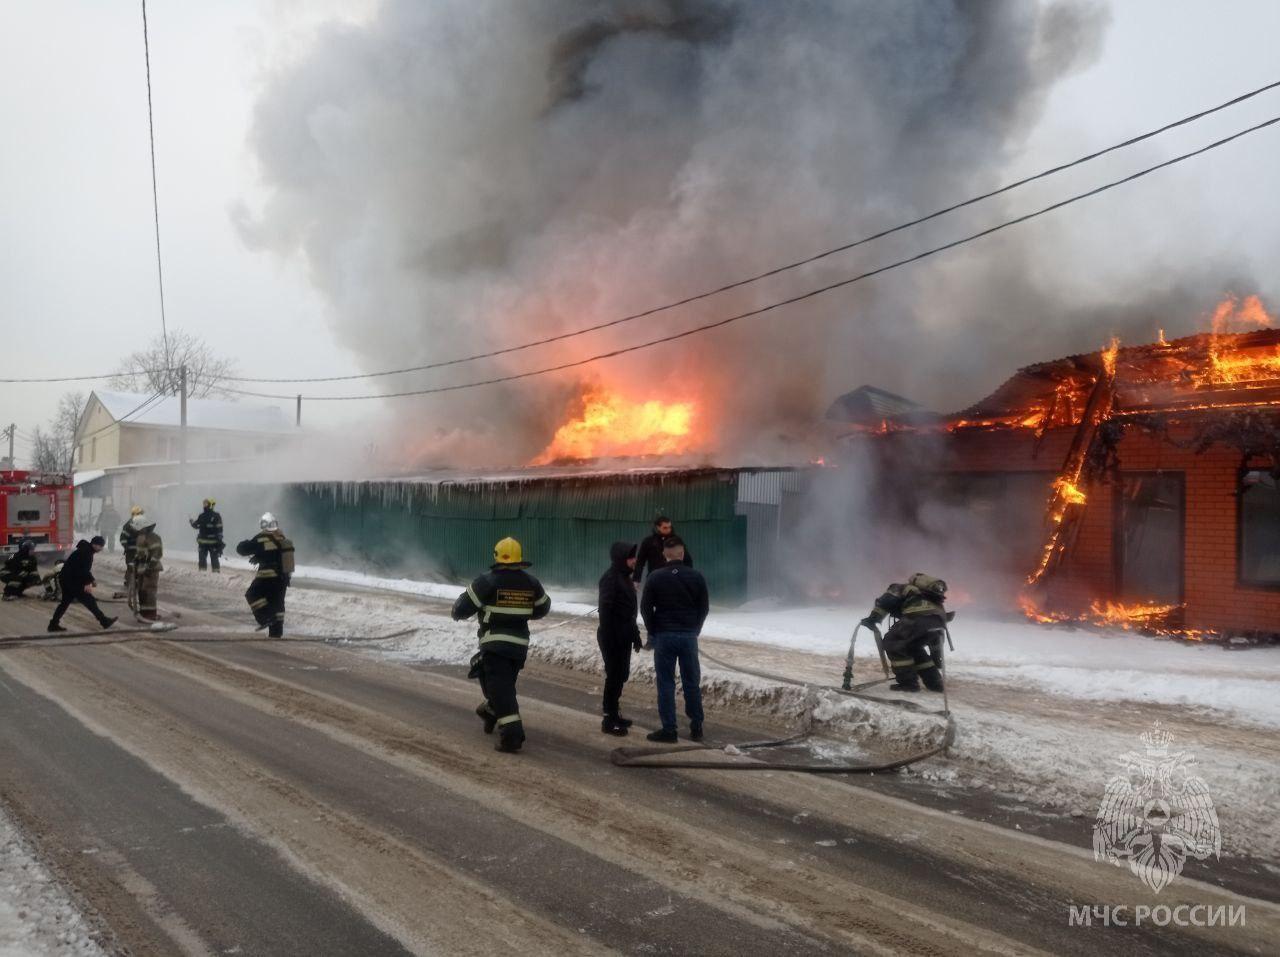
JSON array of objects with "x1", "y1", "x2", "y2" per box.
[{"x1": 236, "y1": 0, "x2": 1114, "y2": 467}]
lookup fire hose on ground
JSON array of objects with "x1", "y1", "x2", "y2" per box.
[{"x1": 611, "y1": 619, "x2": 957, "y2": 773}]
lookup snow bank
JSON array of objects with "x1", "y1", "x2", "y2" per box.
[
  {"x1": 0, "y1": 805, "x2": 105, "y2": 957},
  {"x1": 166, "y1": 555, "x2": 1280, "y2": 728}
]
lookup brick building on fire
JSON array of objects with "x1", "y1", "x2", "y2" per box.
[{"x1": 842, "y1": 328, "x2": 1280, "y2": 637}]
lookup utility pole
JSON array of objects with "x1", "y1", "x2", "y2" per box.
[
  {"x1": 296, "y1": 394, "x2": 302, "y2": 428},
  {"x1": 2, "y1": 424, "x2": 14, "y2": 468},
  {"x1": 179, "y1": 364, "x2": 188, "y2": 487}
]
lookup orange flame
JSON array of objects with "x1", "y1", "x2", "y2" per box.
[
  {"x1": 1019, "y1": 594, "x2": 1207, "y2": 639},
  {"x1": 532, "y1": 388, "x2": 699, "y2": 464},
  {"x1": 1194, "y1": 294, "x2": 1280, "y2": 388}
]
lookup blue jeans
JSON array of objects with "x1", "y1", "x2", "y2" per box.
[{"x1": 652, "y1": 631, "x2": 704, "y2": 733}]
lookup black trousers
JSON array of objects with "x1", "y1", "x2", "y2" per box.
[
  {"x1": 197, "y1": 543, "x2": 221, "y2": 571},
  {"x1": 597, "y1": 631, "x2": 634, "y2": 716},
  {"x1": 50, "y1": 589, "x2": 110, "y2": 627},
  {"x1": 245, "y1": 577, "x2": 286, "y2": 637},
  {"x1": 882, "y1": 615, "x2": 946, "y2": 690},
  {"x1": 2, "y1": 573, "x2": 41, "y2": 597},
  {"x1": 477, "y1": 651, "x2": 525, "y2": 743}
]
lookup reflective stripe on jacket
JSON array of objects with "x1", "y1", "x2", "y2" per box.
[{"x1": 451, "y1": 567, "x2": 550, "y2": 654}]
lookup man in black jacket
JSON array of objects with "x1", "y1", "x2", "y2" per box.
[
  {"x1": 47, "y1": 537, "x2": 117, "y2": 632},
  {"x1": 631, "y1": 514, "x2": 694, "y2": 585},
  {"x1": 1, "y1": 540, "x2": 41, "y2": 599},
  {"x1": 639, "y1": 535, "x2": 708, "y2": 743},
  {"x1": 452, "y1": 537, "x2": 550, "y2": 753},
  {"x1": 597, "y1": 541, "x2": 641, "y2": 736}
]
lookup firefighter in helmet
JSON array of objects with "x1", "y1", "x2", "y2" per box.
[
  {"x1": 452, "y1": 537, "x2": 551, "y2": 753},
  {"x1": 190, "y1": 497, "x2": 224, "y2": 572},
  {"x1": 1, "y1": 539, "x2": 41, "y2": 600},
  {"x1": 117, "y1": 505, "x2": 145, "y2": 600},
  {"x1": 860, "y1": 573, "x2": 949, "y2": 693},
  {"x1": 131, "y1": 512, "x2": 164, "y2": 621},
  {"x1": 236, "y1": 512, "x2": 294, "y2": 637}
]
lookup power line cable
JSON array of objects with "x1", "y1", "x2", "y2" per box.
[
  {"x1": 141, "y1": 0, "x2": 172, "y2": 390},
  {"x1": 221, "y1": 77, "x2": 1280, "y2": 385},
  {"x1": 0, "y1": 367, "x2": 178, "y2": 385},
  {"x1": 218, "y1": 113, "x2": 1280, "y2": 403}
]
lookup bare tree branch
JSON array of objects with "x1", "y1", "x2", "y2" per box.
[
  {"x1": 109, "y1": 329, "x2": 236, "y2": 398},
  {"x1": 29, "y1": 426, "x2": 64, "y2": 473}
]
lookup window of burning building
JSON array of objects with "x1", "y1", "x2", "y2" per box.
[{"x1": 1240, "y1": 470, "x2": 1280, "y2": 587}]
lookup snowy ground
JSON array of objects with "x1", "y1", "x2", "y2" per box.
[
  {"x1": 159, "y1": 555, "x2": 1280, "y2": 864},
  {"x1": 0, "y1": 806, "x2": 104, "y2": 957}
]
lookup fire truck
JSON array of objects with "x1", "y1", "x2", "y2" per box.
[{"x1": 1, "y1": 469, "x2": 75, "y2": 560}]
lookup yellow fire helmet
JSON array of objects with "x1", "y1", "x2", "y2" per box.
[
  {"x1": 130, "y1": 505, "x2": 144, "y2": 516},
  {"x1": 492, "y1": 536, "x2": 529, "y2": 567}
]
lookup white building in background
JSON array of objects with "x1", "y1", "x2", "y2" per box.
[{"x1": 71, "y1": 390, "x2": 298, "y2": 528}]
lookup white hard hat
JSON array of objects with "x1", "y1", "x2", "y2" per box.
[{"x1": 260, "y1": 512, "x2": 279, "y2": 530}]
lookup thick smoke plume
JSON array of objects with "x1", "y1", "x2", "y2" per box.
[{"x1": 238, "y1": 0, "x2": 1120, "y2": 468}]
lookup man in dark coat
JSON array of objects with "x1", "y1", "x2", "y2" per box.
[
  {"x1": 631, "y1": 514, "x2": 694, "y2": 585},
  {"x1": 47, "y1": 537, "x2": 117, "y2": 632},
  {"x1": 452, "y1": 537, "x2": 550, "y2": 754},
  {"x1": 1, "y1": 540, "x2": 41, "y2": 599},
  {"x1": 597, "y1": 542, "x2": 641, "y2": 735},
  {"x1": 640, "y1": 535, "x2": 709, "y2": 743}
]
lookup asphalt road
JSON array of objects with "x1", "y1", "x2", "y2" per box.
[{"x1": 0, "y1": 587, "x2": 1275, "y2": 955}]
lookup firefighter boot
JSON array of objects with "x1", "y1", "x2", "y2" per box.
[
  {"x1": 494, "y1": 716, "x2": 524, "y2": 752},
  {"x1": 476, "y1": 702, "x2": 497, "y2": 734}
]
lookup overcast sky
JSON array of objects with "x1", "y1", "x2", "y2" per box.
[{"x1": 3, "y1": 0, "x2": 1279, "y2": 468}]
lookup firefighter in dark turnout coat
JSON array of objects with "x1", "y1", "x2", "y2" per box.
[
  {"x1": 190, "y1": 498, "x2": 224, "y2": 572},
  {"x1": 452, "y1": 537, "x2": 550, "y2": 753},
  {"x1": 1, "y1": 540, "x2": 40, "y2": 599},
  {"x1": 118, "y1": 505, "x2": 144, "y2": 599},
  {"x1": 597, "y1": 541, "x2": 641, "y2": 735},
  {"x1": 236, "y1": 512, "x2": 293, "y2": 637},
  {"x1": 860, "y1": 573, "x2": 949, "y2": 692}
]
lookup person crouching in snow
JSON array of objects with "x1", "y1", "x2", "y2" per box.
[
  {"x1": 859, "y1": 573, "x2": 949, "y2": 693},
  {"x1": 597, "y1": 542, "x2": 641, "y2": 736}
]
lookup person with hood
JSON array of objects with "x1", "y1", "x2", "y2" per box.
[
  {"x1": 132, "y1": 513, "x2": 164, "y2": 622},
  {"x1": 859, "y1": 573, "x2": 949, "y2": 693},
  {"x1": 597, "y1": 541, "x2": 642, "y2": 736},
  {"x1": 189, "y1": 498, "x2": 224, "y2": 572},
  {"x1": 236, "y1": 512, "x2": 294, "y2": 637},
  {"x1": 47, "y1": 536, "x2": 117, "y2": 632},
  {"x1": 1, "y1": 540, "x2": 40, "y2": 599},
  {"x1": 452, "y1": 537, "x2": 550, "y2": 754}
]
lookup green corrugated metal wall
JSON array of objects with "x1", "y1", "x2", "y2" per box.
[{"x1": 161, "y1": 472, "x2": 749, "y2": 602}]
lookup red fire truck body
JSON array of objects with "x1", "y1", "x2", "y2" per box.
[{"x1": 1, "y1": 470, "x2": 75, "y2": 558}]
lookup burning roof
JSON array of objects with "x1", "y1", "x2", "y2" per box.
[{"x1": 954, "y1": 326, "x2": 1280, "y2": 429}]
